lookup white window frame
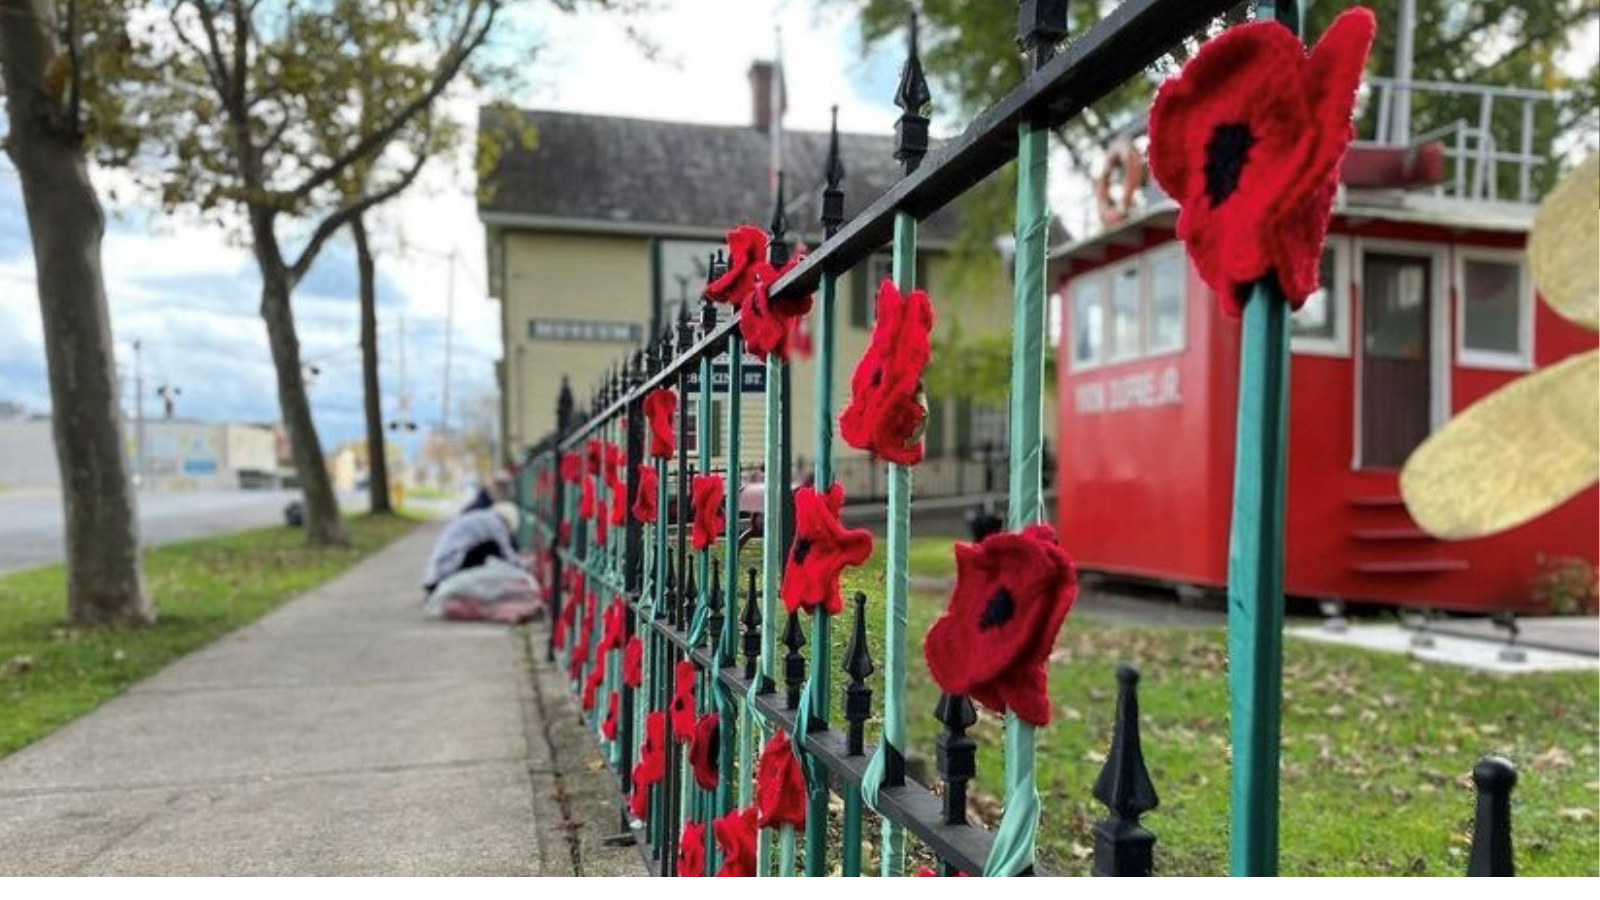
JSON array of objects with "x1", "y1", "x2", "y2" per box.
[
  {"x1": 1142, "y1": 242, "x2": 1189, "y2": 359},
  {"x1": 1455, "y1": 246, "x2": 1534, "y2": 372},
  {"x1": 1067, "y1": 270, "x2": 1108, "y2": 372},
  {"x1": 1106, "y1": 260, "x2": 1144, "y2": 364},
  {"x1": 1291, "y1": 237, "x2": 1351, "y2": 358}
]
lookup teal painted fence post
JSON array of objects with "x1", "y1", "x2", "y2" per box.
[
  {"x1": 760, "y1": 350, "x2": 784, "y2": 876},
  {"x1": 1228, "y1": 0, "x2": 1299, "y2": 877}
]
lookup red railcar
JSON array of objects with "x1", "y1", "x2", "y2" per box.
[{"x1": 1053, "y1": 171, "x2": 1597, "y2": 613}]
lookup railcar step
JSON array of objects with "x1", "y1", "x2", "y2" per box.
[{"x1": 1350, "y1": 559, "x2": 1470, "y2": 574}]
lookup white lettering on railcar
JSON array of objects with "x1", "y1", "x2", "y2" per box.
[{"x1": 1073, "y1": 366, "x2": 1182, "y2": 415}]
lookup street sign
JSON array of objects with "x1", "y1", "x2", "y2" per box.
[{"x1": 685, "y1": 363, "x2": 767, "y2": 394}]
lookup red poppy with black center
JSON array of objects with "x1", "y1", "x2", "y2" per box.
[
  {"x1": 713, "y1": 806, "x2": 759, "y2": 877},
  {"x1": 923, "y1": 523, "x2": 1079, "y2": 727},
  {"x1": 601, "y1": 692, "x2": 619, "y2": 740},
  {"x1": 1146, "y1": 7, "x2": 1375, "y2": 314},
  {"x1": 705, "y1": 225, "x2": 771, "y2": 307},
  {"x1": 670, "y1": 659, "x2": 698, "y2": 740},
  {"x1": 635, "y1": 710, "x2": 667, "y2": 786},
  {"x1": 690, "y1": 474, "x2": 726, "y2": 551},
  {"x1": 623, "y1": 636, "x2": 643, "y2": 688},
  {"x1": 840, "y1": 279, "x2": 935, "y2": 466},
  {"x1": 579, "y1": 476, "x2": 596, "y2": 521},
  {"x1": 643, "y1": 389, "x2": 677, "y2": 458},
  {"x1": 560, "y1": 451, "x2": 581, "y2": 483},
  {"x1": 754, "y1": 730, "x2": 807, "y2": 830},
  {"x1": 689, "y1": 712, "x2": 721, "y2": 791},
  {"x1": 632, "y1": 464, "x2": 659, "y2": 524},
  {"x1": 584, "y1": 439, "x2": 604, "y2": 477},
  {"x1": 782, "y1": 483, "x2": 873, "y2": 616},
  {"x1": 581, "y1": 663, "x2": 603, "y2": 712},
  {"x1": 600, "y1": 598, "x2": 625, "y2": 653},
  {"x1": 677, "y1": 821, "x2": 707, "y2": 877}
]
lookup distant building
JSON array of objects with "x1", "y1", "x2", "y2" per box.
[
  {"x1": 477, "y1": 62, "x2": 1057, "y2": 497},
  {"x1": 0, "y1": 418, "x2": 283, "y2": 491}
]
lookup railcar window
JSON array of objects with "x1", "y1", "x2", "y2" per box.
[
  {"x1": 1291, "y1": 243, "x2": 1350, "y2": 356},
  {"x1": 1147, "y1": 247, "x2": 1187, "y2": 354},
  {"x1": 1459, "y1": 255, "x2": 1529, "y2": 368},
  {"x1": 1070, "y1": 276, "x2": 1106, "y2": 369},
  {"x1": 1108, "y1": 264, "x2": 1142, "y2": 361}
]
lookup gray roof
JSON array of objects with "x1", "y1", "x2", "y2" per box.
[{"x1": 477, "y1": 107, "x2": 963, "y2": 244}]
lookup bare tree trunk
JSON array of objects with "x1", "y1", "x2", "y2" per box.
[
  {"x1": 252, "y1": 221, "x2": 348, "y2": 547},
  {"x1": 1, "y1": 0, "x2": 152, "y2": 625},
  {"x1": 351, "y1": 215, "x2": 392, "y2": 514}
]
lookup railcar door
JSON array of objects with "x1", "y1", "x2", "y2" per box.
[{"x1": 1359, "y1": 252, "x2": 1433, "y2": 468}]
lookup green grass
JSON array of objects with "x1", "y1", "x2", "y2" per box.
[
  {"x1": 0, "y1": 514, "x2": 418, "y2": 757},
  {"x1": 821, "y1": 536, "x2": 1599, "y2": 877}
]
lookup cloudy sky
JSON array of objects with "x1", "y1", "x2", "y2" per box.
[{"x1": 0, "y1": 0, "x2": 908, "y2": 456}]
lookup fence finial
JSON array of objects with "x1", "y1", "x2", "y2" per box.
[
  {"x1": 769, "y1": 171, "x2": 791, "y2": 268},
  {"x1": 822, "y1": 106, "x2": 846, "y2": 238},
  {"x1": 1467, "y1": 756, "x2": 1517, "y2": 876},
  {"x1": 676, "y1": 295, "x2": 696, "y2": 352},
  {"x1": 1092, "y1": 665, "x2": 1160, "y2": 876},
  {"x1": 1017, "y1": 0, "x2": 1069, "y2": 66},
  {"x1": 706, "y1": 558, "x2": 725, "y2": 653},
  {"x1": 557, "y1": 376, "x2": 574, "y2": 432},
  {"x1": 783, "y1": 610, "x2": 808, "y2": 709},
  {"x1": 934, "y1": 692, "x2": 978, "y2": 825},
  {"x1": 742, "y1": 567, "x2": 763, "y2": 681},
  {"x1": 893, "y1": 11, "x2": 931, "y2": 174},
  {"x1": 843, "y1": 591, "x2": 875, "y2": 756}
]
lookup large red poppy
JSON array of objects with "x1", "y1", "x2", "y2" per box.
[
  {"x1": 632, "y1": 464, "x2": 659, "y2": 524},
  {"x1": 643, "y1": 389, "x2": 677, "y2": 459},
  {"x1": 560, "y1": 451, "x2": 581, "y2": 483},
  {"x1": 678, "y1": 821, "x2": 707, "y2": 877},
  {"x1": 606, "y1": 448, "x2": 626, "y2": 528},
  {"x1": 754, "y1": 730, "x2": 807, "y2": 830},
  {"x1": 781, "y1": 483, "x2": 874, "y2": 616},
  {"x1": 1147, "y1": 8, "x2": 1376, "y2": 314},
  {"x1": 690, "y1": 474, "x2": 726, "y2": 551},
  {"x1": 584, "y1": 439, "x2": 604, "y2": 477},
  {"x1": 670, "y1": 659, "x2": 698, "y2": 741},
  {"x1": 581, "y1": 662, "x2": 604, "y2": 712},
  {"x1": 923, "y1": 524, "x2": 1079, "y2": 727},
  {"x1": 713, "y1": 806, "x2": 759, "y2": 877},
  {"x1": 689, "y1": 713, "x2": 721, "y2": 791},
  {"x1": 635, "y1": 710, "x2": 667, "y2": 786},
  {"x1": 601, "y1": 691, "x2": 619, "y2": 741},
  {"x1": 839, "y1": 279, "x2": 935, "y2": 466},
  {"x1": 623, "y1": 636, "x2": 643, "y2": 688},
  {"x1": 739, "y1": 264, "x2": 812, "y2": 361},
  {"x1": 705, "y1": 225, "x2": 770, "y2": 307},
  {"x1": 600, "y1": 598, "x2": 625, "y2": 653}
]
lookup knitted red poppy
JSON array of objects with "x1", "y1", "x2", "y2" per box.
[
  {"x1": 916, "y1": 868, "x2": 970, "y2": 877},
  {"x1": 629, "y1": 785, "x2": 649, "y2": 821},
  {"x1": 705, "y1": 225, "x2": 770, "y2": 307},
  {"x1": 635, "y1": 710, "x2": 667, "y2": 786},
  {"x1": 557, "y1": 521, "x2": 571, "y2": 548},
  {"x1": 643, "y1": 389, "x2": 677, "y2": 458},
  {"x1": 840, "y1": 279, "x2": 935, "y2": 466},
  {"x1": 755, "y1": 730, "x2": 807, "y2": 830},
  {"x1": 739, "y1": 262, "x2": 813, "y2": 361},
  {"x1": 690, "y1": 474, "x2": 726, "y2": 551},
  {"x1": 601, "y1": 691, "x2": 619, "y2": 741},
  {"x1": 1147, "y1": 8, "x2": 1375, "y2": 314},
  {"x1": 689, "y1": 713, "x2": 721, "y2": 792},
  {"x1": 560, "y1": 451, "x2": 581, "y2": 483},
  {"x1": 623, "y1": 636, "x2": 643, "y2": 688},
  {"x1": 584, "y1": 439, "x2": 604, "y2": 477},
  {"x1": 923, "y1": 524, "x2": 1079, "y2": 727},
  {"x1": 594, "y1": 493, "x2": 609, "y2": 545},
  {"x1": 678, "y1": 821, "x2": 707, "y2": 877},
  {"x1": 579, "y1": 476, "x2": 596, "y2": 521},
  {"x1": 713, "y1": 806, "x2": 759, "y2": 877},
  {"x1": 670, "y1": 659, "x2": 698, "y2": 741},
  {"x1": 782, "y1": 483, "x2": 874, "y2": 616},
  {"x1": 581, "y1": 663, "x2": 603, "y2": 712},
  {"x1": 600, "y1": 598, "x2": 625, "y2": 653},
  {"x1": 632, "y1": 464, "x2": 659, "y2": 524}
]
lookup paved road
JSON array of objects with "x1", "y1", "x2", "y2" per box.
[
  {"x1": 0, "y1": 524, "x2": 643, "y2": 875},
  {"x1": 0, "y1": 489, "x2": 362, "y2": 574}
]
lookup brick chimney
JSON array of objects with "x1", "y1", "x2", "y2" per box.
[{"x1": 748, "y1": 60, "x2": 787, "y2": 131}]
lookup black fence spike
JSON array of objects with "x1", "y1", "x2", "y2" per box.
[
  {"x1": 1467, "y1": 756, "x2": 1517, "y2": 876},
  {"x1": 783, "y1": 610, "x2": 807, "y2": 710},
  {"x1": 742, "y1": 567, "x2": 763, "y2": 681},
  {"x1": 661, "y1": 553, "x2": 676, "y2": 622},
  {"x1": 768, "y1": 171, "x2": 791, "y2": 269},
  {"x1": 682, "y1": 557, "x2": 699, "y2": 627},
  {"x1": 821, "y1": 105, "x2": 846, "y2": 239},
  {"x1": 893, "y1": 11, "x2": 931, "y2": 174},
  {"x1": 675, "y1": 298, "x2": 695, "y2": 352},
  {"x1": 1017, "y1": 0, "x2": 1069, "y2": 65},
  {"x1": 934, "y1": 693, "x2": 978, "y2": 826},
  {"x1": 705, "y1": 558, "x2": 725, "y2": 653},
  {"x1": 843, "y1": 591, "x2": 875, "y2": 756},
  {"x1": 1092, "y1": 665, "x2": 1160, "y2": 876}
]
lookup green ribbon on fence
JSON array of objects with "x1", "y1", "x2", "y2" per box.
[{"x1": 982, "y1": 715, "x2": 1040, "y2": 877}]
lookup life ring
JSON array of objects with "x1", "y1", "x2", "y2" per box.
[{"x1": 1095, "y1": 137, "x2": 1144, "y2": 227}]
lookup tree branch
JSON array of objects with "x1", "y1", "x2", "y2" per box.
[
  {"x1": 281, "y1": 0, "x2": 496, "y2": 206},
  {"x1": 287, "y1": 123, "x2": 433, "y2": 284}
]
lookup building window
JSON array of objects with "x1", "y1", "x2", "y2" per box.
[
  {"x1": 850, "y1": 254, "x2": 896, "y2": 329},
  {"x1": 1291, "y1": 242, "x2": 1350, "y2": 357},
  {"x1": 1146, "y1": 246, "x2": 1187, "y2": 355},
  {"x1": 1458, "y1": 252, "x2": 1530, "y2": 369},
  {"x1": 1069, "y1": 274, "x2": 1106, "y2": 370},
  {"x1": 1107, "y1": 262, "x2": 1142, "y2": 362}
]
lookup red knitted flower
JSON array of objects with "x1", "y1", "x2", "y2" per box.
[
  {"x1": 557, "y1": 521, "x2": 570, "y2": 548},
  {"x1": 670, "y1": 659, "x2": 698, "y2": 740},
  {"x1": 916, "y1": 868, "x2": 970, "y2": 877},
  {"x1": 739, "y1": 264, "x2": 812, "y2": 361},
  {"x1": 713, "y1": 806, "x2": 759, "y2": 877},
  {"x1": 689, "y1": 713, "x2": 721, "y2": 791},
  {"x1": 643, "y1": 388, "x2": 677, "y2": 458},
  {"x1": 635, "y1": 710, "x2": 667, "y2": 786},
  {"x1": 755, "y1": 730, "x2": 807, "y2": 830},
  {"x1": 560, "y1": 451, "x2": 581, "y2": 483},
  {"x1": 579, "y1": 476, "x2": 596, "y2": 521},
  {"x1": 623, "y1": 636, "x2": 643, "y2": 688},
  {"x1": 923, "y1": 524, "x2": 1079, "y2": 726},
  {"x1": 632, "y1": 464, "x2": 659, "y2": 524},
  {"x1": 602, "y1": 691, "x2": 619, "y2": 740},
  {"x1": 1147, "y1": 8, "x2": 1375, "y2": 313},
  {"x1": 678, "y1": 821, "x2": 707, "y2": 877},
  {"x1": 607, "y1": 465, "x2": 626, "y2": 528},
  {"x1": 840, "y1": 279, "x2": 935, "y2": 466},
  {"x1": 690, "y1": 474, "x2": 726, "y2": 551},
  {"x1": 600, "y1": 598, "x2": 625, "y2": 653},
  {"x1": 705, "y1": 225, "x2": 770, "y2": 306},
  {"x1": 629, "y1": 785, "x2": 649, "y2": 821},
  {"x1": 581, "y1": 663, "x2": 603, "y2": 712},
  {"x1": 585, "y1": 439, "x2": 604, "y2": 477},
  {"x1": 781, "y1": 483, "x2": 874, "y2": 616}
]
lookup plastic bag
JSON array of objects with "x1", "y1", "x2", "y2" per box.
[{"x1": 425, "y1": 557, "x2": 543, "y2": 624}]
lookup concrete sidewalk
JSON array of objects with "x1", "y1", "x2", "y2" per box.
[{"x1": 0, "y1": 523, "x2": 644, "y2": 876}]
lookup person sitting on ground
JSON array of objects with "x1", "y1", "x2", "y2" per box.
[{"x1": 422, "y1": 502, "x2": 519, "y2": 598}]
